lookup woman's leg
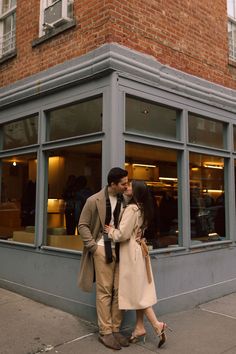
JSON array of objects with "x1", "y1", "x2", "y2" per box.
[
  {"x1": 144, "y1": 307, "x2": 168, "y2": 348},
  {"x1": 129, "y1": 310, "x2": 146, "y2": 343},
  {"x1": 143, "y1": 307, "x2": 163, "y2": 330},
  {"x1": 134, "y1": 309, "x2": 146, "y2": 334}
]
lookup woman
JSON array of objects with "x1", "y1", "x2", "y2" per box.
[{"x1": 104, "y1": 180, "x2": 171, "y2": 348}]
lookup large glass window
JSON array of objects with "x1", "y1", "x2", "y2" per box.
[
  {"x1": 46, "y1": 96, "x2": 102, "y2": 141},
  {"x1": 189, "y1": 153, "x2": 225, "y2": 244},
  {"x1": 126, "y1": 95, "x2": 180, "y2": 140},
  {"x1": 188, "y1": 113, "x2": 225, "y2": 149},
  {"x1": 45, "y1": 142, "x2": 102, "y2": 250},
  {"x1": 125, "y1": 142, "x2": 178, "y2": 249},
  {"x1": 0, "y1": 153, "x2": 37, "y2": 244},
  {"x1": 1, "y1": 115, "x2": 38, "y2": 150}
]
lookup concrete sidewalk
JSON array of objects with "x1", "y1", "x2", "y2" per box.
[{"x1": 1, "y1": 288, "x2": 236, "y2": 354}]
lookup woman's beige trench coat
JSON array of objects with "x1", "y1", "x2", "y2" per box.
[{"x1": 108, "y1": 204, "x2": 157, "y2": 310}]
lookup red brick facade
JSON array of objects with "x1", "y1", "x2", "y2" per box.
[{"x1": 1, "y1": 0, "x2": 236, "y2": 89}]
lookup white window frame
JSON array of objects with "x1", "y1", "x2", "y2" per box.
[
  {"x1": 227, "y1": 0, "x2": 236, "y2": 61},
  {"x1": 0, "y1": 0, "x2": 17, "y2": 58},
  {"x1": 39, "y1": 0, "x2": 73, "y2": 37}
]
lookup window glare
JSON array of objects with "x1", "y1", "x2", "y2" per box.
[
  {"x1": 227, "y1": 0, "x2": 235, "y2": 17},
  {"x1": 2, "y1": 115, "x2": 38, "y2": 150}
]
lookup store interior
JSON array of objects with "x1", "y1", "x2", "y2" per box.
[{"x1": 0, "y1": 142, "x2": 226, "y2": 250}]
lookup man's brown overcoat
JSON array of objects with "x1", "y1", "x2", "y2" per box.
[{"x1": 77, "y1": 188, "x2": 106, "y2": 292}]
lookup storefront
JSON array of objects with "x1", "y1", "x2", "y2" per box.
[{"x1": 0, "y1": 44, "x2": 236, "y2": 322}]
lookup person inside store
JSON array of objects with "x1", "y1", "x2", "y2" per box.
[
  {"x1": 104, "y1": 180, "x2": 172, "y2": 349},
  {"x1": 78, "y1": 167, "x2": 130, "y2": 350},
  {"x1": 62, "y1": 174, "x2": 77, "y2": 235},
  {"x1": 21, "y1": 179, "x2": 36, "y2": 227},
  {"x1": 74, "y1": 175, "x2": 93, "y2": 233}
]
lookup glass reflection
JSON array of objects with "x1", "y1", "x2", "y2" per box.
[
  {"x1": 2, "y1": 115, "x2": 38, "y2": 150},
  {"x1": 188, "y1": 113, "x2": 225, "y2": 149},
  {"x1": 0, "y1": 153, "x2": 37, "y2": 243},
  {"x1": 47, "y1": 96, "x2": 102, "y2": 141},
  {"x1": 125, "y1": 142, "x2": 178, "y2": 249},
  {"x1": 126, "y1": 95, "x2": 179, "y2": 140},
  {"x1": 45, "y1": 142, "x2": 102, "y2": 250},
  {"x1": 189, "y1": 153, "x2": 225, "y2": 243}
]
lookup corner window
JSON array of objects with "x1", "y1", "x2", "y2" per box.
[
  {"x1": 126, "y1": 95, "x2": 180, "y2": 141},
  {"x1": 227, "y1": 0, "x2": 236, "y2": 61},
  {"x1": 125, "y1": 142, "x2": 179, "y2": 250},
  {"x1": 189, "y1": 152, "x2": 225, "y2": 244},
  {"x1": 40, "y1": 0, "x2": 74, "y2": 36},
  {"x1": 0, "y1": 0, "x2": 16, "y2": 58}
]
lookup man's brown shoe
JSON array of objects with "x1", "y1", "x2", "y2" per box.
[
  {"x1": 113, "y1": 332, "x2": 130, "y2": 347},
  {"x1": 98, "y1": 333, "x2": 121, "y2": 350}
]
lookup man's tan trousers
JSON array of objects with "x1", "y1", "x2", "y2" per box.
[{"x1": 93, "y1": 245, "x2": 122, "y2": 335}]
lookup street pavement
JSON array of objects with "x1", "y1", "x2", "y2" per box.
[{"x1": 1, "y1": 287, "x2": 236, "y2": 354}]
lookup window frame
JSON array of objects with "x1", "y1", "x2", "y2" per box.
[
  {"x1": 0, "y1": 0, "x2": 16, "y2": 58},
  {"x1": 121, "y1": 83, "x2": 234, "y2": 253},
  {"x1": 227, "y1": 0, "x2": 236, "y2": 61},
  {"x1": 39, "y1": 0, "x2": 74, "y2": 37}
]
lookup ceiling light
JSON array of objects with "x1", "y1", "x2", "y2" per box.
[
  {"x1": 203, "y1": 189, "x2": 223, "y2": 193},
  {"x1": 203, "y1": 163, "x2": 223, "y2": 169},
  {"x1": 159, "y1": 177, "x2": 178, "y2": 181},
  {"x1": 132, "y1": 163, "x2": 156, "y2": 168}
]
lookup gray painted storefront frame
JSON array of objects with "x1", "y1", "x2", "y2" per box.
[{"x1": 0, "y1": 44, "x2": 236, "y2": 323}]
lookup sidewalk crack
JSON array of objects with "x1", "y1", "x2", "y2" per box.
[
  {"x1": 35, "y1": 332, "x2": 96, "y2": 353},
  {"x1": 200, "y1": 307, "x2": 236, "y2": 320}
]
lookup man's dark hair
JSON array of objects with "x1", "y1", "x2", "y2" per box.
[{"x1": 107, "y1": 167, "x2": 128, "y2": 186}]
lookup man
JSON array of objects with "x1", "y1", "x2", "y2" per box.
[{"x1": 78, "y1": 167, "x2": 129, "y2": 350}]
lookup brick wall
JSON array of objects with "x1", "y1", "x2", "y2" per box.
[{"x1": 1, "y1": 0, "x2": 236, "y2": 89}]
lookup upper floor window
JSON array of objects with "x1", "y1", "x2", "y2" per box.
[
  {"x1": 227, "y1": 0, "x2": 236, "y2": 61},
  {"x1": 40, "y1": 0, "x2": 74, "y2": 36},
  {"x1": 0, "y1": 0, "x2": 16, "y2": 58}
]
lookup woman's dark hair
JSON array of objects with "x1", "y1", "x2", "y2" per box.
[{"x1": 129, "y1": 180, "x2": 154, "y2": 228}]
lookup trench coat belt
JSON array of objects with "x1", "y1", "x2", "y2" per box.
[{"x1": 140, "y1": 238, "x2": 152, "y2": 284}]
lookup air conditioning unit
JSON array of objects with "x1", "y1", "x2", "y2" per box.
[{"x1": 44, "y1": 0, "x2": 71, "y2": 28}]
